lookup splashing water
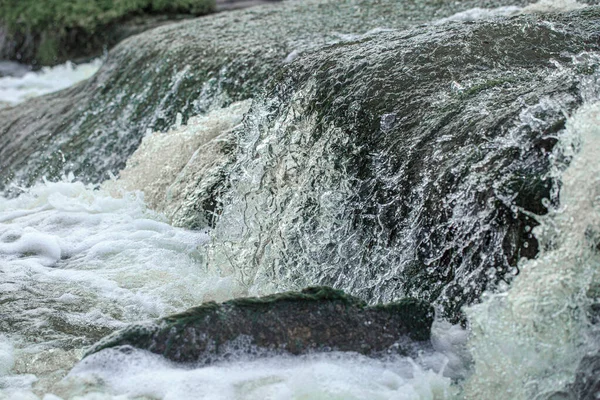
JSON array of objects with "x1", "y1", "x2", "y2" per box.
[
  {"x1": 0, "y1": 102, "x2": 470, "y2": 398},
  {"x1": 56, "y1": 348, "x2": 459, "y2": 400},
  {"x1": 103, "y1": 100, "x2": 251, "y2": 227},
  {"x1": 434, "y1": 0, "x2": 587, "y2": 25},
  {"x1": 0, "y1": 82, "x2": 597, "y2": 400},
  {"x1": 462, "y1": 102, "x2": 600, "y2": 399},
  {"x1": 0, "y1": 60, "x2": 102, "y2": 109},
  {"x1": 0, "y1": 179, "x2": 470, "y2": 399},
  {"x1": 0, "y1": 179, "x2": 247, "y2": 397},
  {"x1": 0, "y1": 2, "x2": 598, "y2": 398}
]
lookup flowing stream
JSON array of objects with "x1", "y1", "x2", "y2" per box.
[{"x1": 0, "y1": 1, "x2": 599, "y2": 399}]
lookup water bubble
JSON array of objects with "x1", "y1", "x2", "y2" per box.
[{"x1": 380, "y1": 113, "x2": 397, "y2": 132}]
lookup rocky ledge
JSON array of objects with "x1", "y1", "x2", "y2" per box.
[{"x1": 85, "y1": 287, "x2": 434, "y2": 363}]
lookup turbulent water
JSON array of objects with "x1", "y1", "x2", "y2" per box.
[
  {"x1": 1, "y1": 0, "x2": 600, "y2": 399},
  {"x1": 0, "y1": 180, "x2": 465, "y2": 399},
  {"x1": 463, "y1": 101, "x2": 600, "y2": 399},
  {"x1": 0, "y1": 60, "x2": 102, "y2": 109}
]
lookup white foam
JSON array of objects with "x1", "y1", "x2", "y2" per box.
[
  {"x1": 462, "y1": 103, "x2": 600, "y2": 399},
  {"x1": 0, "y1": 172, "x2": 469, "y2": 397},
  {"x1": 434, "y1": 0, "x2": 588, "y2": 25},
  {"x1": 0, "y1": 337, "x2": 15, "y2": 376},
  {"x1": 0, "y1": 179, "x2": 247, "y2": 394},
  {"x1": 40, "y1": 315, "x2": 467, "y2": 399},
  {"x1": 57, "y1": 348, "x2": 457, "y2": 400},
  {"x1": 0, "y1": 59, "x2": 102, "y2": 109},
  {"x1": 0, "y1": 337, "x2": 37, "y2": 400},
  {"x1": 434, "y1": 6, "x2": 521, "y2": 25},
  {"x1": 521, "y1": 0, "x2": 588, "y2": 13},
  {"x1": 103, "y1": 100, "x2": 251, "y2": 223}
]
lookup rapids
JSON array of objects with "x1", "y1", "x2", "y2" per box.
[
  {"x1": 0, "y1": 0, "x2": 599, "y2": 399},
  {"x1": 0, "y1": 97, "x2": 598, "y2": 399}
]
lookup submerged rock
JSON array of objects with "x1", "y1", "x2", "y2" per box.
[
  {"x1": 0, "y1": 0, "x2": 539, "y2": 190},
  {"x1": 569, "y1": 352, "x2": 600, "y2": 400},
  {"x1": 1, "y1": 0, "x2": 600, "y2": 322},
  {"x1": 545, "y1": 352, "x2": 600, "y2": 400},
  {"x1": 207, "y1": 7, "x2": 600, "y2": 320},
  {"x1": 85, "y1": 287, "x2": 434, "y2": 363}
]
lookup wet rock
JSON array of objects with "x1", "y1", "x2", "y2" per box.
[
  {"x1": 0, "y1": 0, "x2": 541, "y2": 190},
  {"x1": 215, "y1": 0, "x2": 282, "y2": 11},
  {"x1": 85, "y1": 287, "x2": 434, "y2": 363},
  {"x1": 546, "y1": 352, "x2": 600, "y2": 400},
  {"x1": 570, "y1": 352, "x2": 600, "y2": 400},
  {"x1": 0, "y1": 1, "x2": 283, "y2": 67},
  {"x1": 206, "y1": 7, "x2": 600, "y2": 320},
  {"x1": 1, "y1": 1, "x2": 600, "y2": 321}
]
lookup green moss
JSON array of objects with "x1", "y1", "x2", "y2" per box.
[
  {"x1": 160, "y1": 287, "x2": 365, "y2": 326},
  {"x1": 37, "y1": 34, "x2": 59, "y2": 65},
  {"x1": 150, "y1": 0, "x2": 214, "y2": 15},
  {"x1": 226, "y1": 286, "x2": 367, "y2": 310},
  {"x1": 163, "y1": 301, "x2": 220, "y2": 325},
  {"x1": 0, "y1": 0, "x2": 215, "y2": 32}
]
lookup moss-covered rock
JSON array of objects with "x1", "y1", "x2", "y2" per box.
[
  {"x1": 0, "y1": 0, "x2": 215, "y2": 66},
  {"x1": 85, "y1": 286, "x2": 434, "y2": 362}
]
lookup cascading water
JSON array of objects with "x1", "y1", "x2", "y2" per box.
[
  {"x1": 1, "y1": 0, "x2": 599, "y2": 399},
  {"x1": 463, "y1": 98, "x2": 600, "y2": 399},
  {"x1": 0, "y1": 108, "x2": 466, "y2": 400}
]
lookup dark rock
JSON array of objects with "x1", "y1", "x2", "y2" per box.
[
  {"x1": 2, "y1": 1, "x2": 600, "y2": 322},
  {"x1": 546, "y1": 351, "x2": 600, "y2": 400},
  {"x1": 215, "y1": 0, "x2": 282, "y2": 11},
  {"x1": 205, "y1": 7, "x2": 600, "y2": 320},
  {"x1": 570, "y1": 352, "x2": 600, "y2": 400},
  {"x1": 0, "y1": 1, "x2": 283, "y2": 67},
  {"x1": 85, "y1": 287, "x2": 434, "y2": 363},
  {"x1": 0, "y1": 0, "x2": 541, "y2": 191}
]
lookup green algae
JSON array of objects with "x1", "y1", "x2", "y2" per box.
[
  {"x1": 225, "y1": 286, "x2": 367, "y2": 309},
  {"x1": 0, "y1": 0, "x2": 215, "y2": 31}
]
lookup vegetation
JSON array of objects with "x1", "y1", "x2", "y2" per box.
[
  {"x1": 0, "y1": 0, "x2": 215, "y2": 31},
  {"x1": 0, "y1": 0, "x2": 215, "y2": 64}
]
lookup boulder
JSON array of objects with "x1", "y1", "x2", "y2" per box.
[
  {"x1": 2, "y1": 1, "x2": 600, "y2": 321},
  {"x1": 85, "y1": 287, "x2": 434, "y2": 363}
]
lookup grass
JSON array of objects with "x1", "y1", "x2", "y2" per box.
[
  {"x1": 0, "y1": 0, "x2": 215, "y2": 31},
  {"x1": 0, "y1": 0, "x2": 215, "y2": 64}
]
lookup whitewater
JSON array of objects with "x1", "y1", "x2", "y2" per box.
[
  {"x1": 1, "y1": 89, "x2": 598, "y2": 400},
  {"x1": 0, "y1": 1, "x2": 599, "y2": 399},
  {"x1": 0, "y1": 60, "x2": 101, "y2": 110}
]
